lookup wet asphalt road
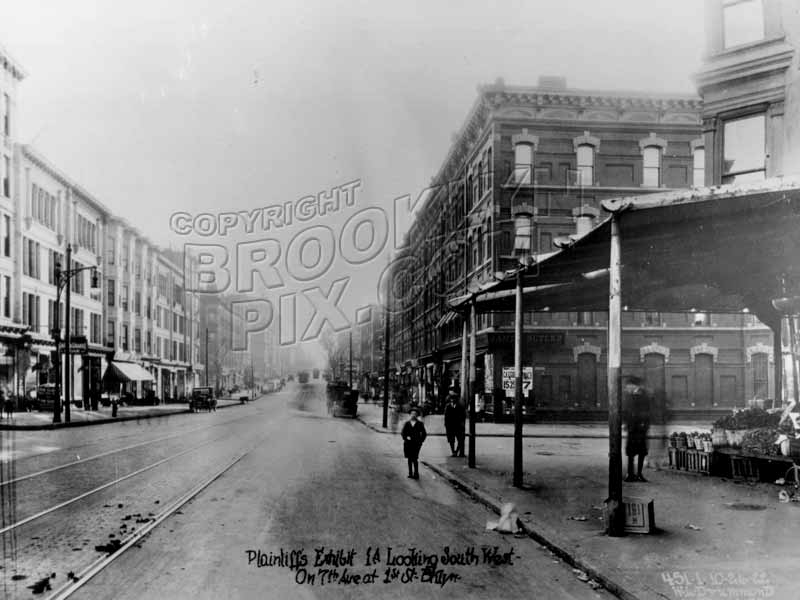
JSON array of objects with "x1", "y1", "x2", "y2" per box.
[{"x1": 2, "y1": 382, "x2": 615, "y2": 599}]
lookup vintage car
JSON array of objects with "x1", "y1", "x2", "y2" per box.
[{"x1": 190, "y1": 386, "x2": 216, "y2": 412}]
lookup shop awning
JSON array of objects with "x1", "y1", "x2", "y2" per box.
[
  {"x1": 448, "y1": 176, "x2": 800, "y2": 330},
  {"x1": 104, "y1": 361, "x2": 155, "y2": 383}
]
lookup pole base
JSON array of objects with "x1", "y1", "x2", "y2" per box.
[{"x1": 604, "y1": 498, "x2": 627, "y2": 537}]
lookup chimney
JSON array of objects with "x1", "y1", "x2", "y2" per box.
[{"x1": 537, "y1": 76, "x2": 567, "y2": 91}]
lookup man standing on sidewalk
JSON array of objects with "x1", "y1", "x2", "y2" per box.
[
  {"x1": 444, "y1": 391, "x2": 466, "y2": 457},
  {"x1": 624, "y1": 376, "x2": 651, "y2": 482}
]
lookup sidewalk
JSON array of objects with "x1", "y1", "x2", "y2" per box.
[
  {"x1": 356, "y1": 401, "x2": 711, "y2": 438},
  {"x1": 359, "y1": 401, "x2": 795, "y2": 600},
  {"x1": 0, "y1": 394, "x2": 261, "y2": 430}
]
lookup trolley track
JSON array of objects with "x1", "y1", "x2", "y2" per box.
[
  {"x1": 0, "y1": 409, "x2": 259, "y2": 488},
  {"x1": 46, "y1": 443, "x2": 262, "y2": 600},
  {"x1": 0, "y1": 396, "x2": 291, "y2": 598}
]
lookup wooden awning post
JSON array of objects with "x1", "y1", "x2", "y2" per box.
[
  {"x1": 468, "y1": 300, "x2": 477, "y2": 468},
  {"x1": 606, "y1": 214, "x2": 625, "y2": 537}
]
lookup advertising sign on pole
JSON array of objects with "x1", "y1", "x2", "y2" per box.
[{"x1": 502, "y1": 366, "x2": 532, "y2": 398}]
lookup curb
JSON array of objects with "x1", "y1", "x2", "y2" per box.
[
  {"x1": 421, "y1": 461, "x2": 656, "y2": 600},
  {"x1": 355, "y1": 415, "x2": 673, "y2": 440},
  {"x1": 0, "y1": 394, "x2": 265, "y2": 431}
]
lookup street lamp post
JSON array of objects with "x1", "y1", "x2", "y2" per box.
[
  {"x1": 53, "y1": 244, "x2": 100, "y2": 424},
  {"x1": 512, "y1": 204, "x2": 535, "y2": 488}
]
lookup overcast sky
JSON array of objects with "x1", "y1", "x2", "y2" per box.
[{"x1": 0, "y1": 0, "x2": 705, "y2": 358}]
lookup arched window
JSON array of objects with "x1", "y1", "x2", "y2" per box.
[
  {"x1": 514, "y1": 143, "x2": 533, "y2": 185},
  {"x1": 577, "y1": 144, "x2": 594, "y2": 186},
  {"x1": 642, "y1": 146, "x2": 661, "y2": 187}
]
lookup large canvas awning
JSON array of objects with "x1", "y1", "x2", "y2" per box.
[
  {"x1": 103, "y1": 361, "x2": 155, "y2": 383},
  {"x1": 449, "y1": 176, "x2": 800, "y2": 329}
]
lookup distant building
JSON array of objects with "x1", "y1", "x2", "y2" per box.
[{"x1": 396, "y1": 76, "x2": 773, "y2": 419}]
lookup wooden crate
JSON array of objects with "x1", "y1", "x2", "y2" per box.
[{"x1": 623, "y1": 497, "x2": 655, "y2": 534}]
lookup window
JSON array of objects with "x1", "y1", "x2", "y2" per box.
[
  {"x1": 107, "y1": 319, "x2": 115, "y2": 347},
  {"x1": 577, "y1": 312, "x2": 593, "y2": 326},
  {"x1": 146, "y1": 296, "x2": 152, "y2": 319},
  {"x1": 539, "y1": 231, "x2": 552, "y2": 252},
  {"x1": 107, "y1": 234, "x2": 116, "y2": 264},
  {"x1": 482, "y1": 219, "x2": 490, "y2": 263},
  {"x1": 2, "y1": 276, "x2": 9, "y2": 318},
  {"x1": 2, "y1": 155, "x2": 9, "y2": 198},
  {"x1": 644, "y1": 311, "x2": 661, "y2": 326},
  {"x1": 135, "y1": 328, "x2": 142, "y2": 353},
  {"x1": 723, "y1": 114, "x2": 766, "y2": 184},
  {"x1": 107, "y1": 279, "x2": 115, "y2": 306},
  {"x1": 3, "y1": 214, "x2": 10, "y2": 257},
  {"x1": 122, "y1": 324, "x2": 129, "y2": 350},
  {"x1": 692, "y1": 312, "x2": 709, "y2": 326},
  {"x1": 2, "y1": 93, "x2": 9, "y2": 137},
  {"x1": 146, "y1": 331, "x2": 152, "y2": 354},
  {"x1": 723, "y1": 0, "x2": 764, "y2": 49},
  {"x1": 135, "y1": 291, "x2": 141, "y2": 315},
  {"x1": 122, "y1": 284, "x2": 129, "y2": 310},
  {"x1": 487, "y1": 147, "x2": 493, "y2": 189},
  {"x1": 91, "y1": 313, "x2": 101, "y2": 344},
  {"x1": 577, "y1": 145, "x2": 594, "y2": 186},
  {"x1": 693, "y1": 146, "x2": 705, "y2": 187},
  {"x1": 514, "y1": 143, "x2": 533, "y2": 184},
  {"x1": 642, "y1": 146, "x2": 660, "y2": 187}
]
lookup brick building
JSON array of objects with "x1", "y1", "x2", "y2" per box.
[{"x1": 395, "y1": 77, "x2": 774, "y2": 419}]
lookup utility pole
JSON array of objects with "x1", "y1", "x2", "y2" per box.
[
  {"x1": 513, "y1": 267, "x2": 524, "y2": 487},
  {"x1": 468, "y1": 300, "x2": 477, "y2": 468},
  {"x1": 382, "y1": 307, "x2": 390, "y2": 429},
  {"x1": 205, "y1": 327, "x2": 209, "y2": 386},
  {"x1": 349, "y1": 329, "x2": 353, "y2": 389},
  {"x1": 65, "y1": 244, "x2": 72, "y2": 424}
]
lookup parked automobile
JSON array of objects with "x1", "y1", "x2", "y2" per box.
[{"x1": 190, "y1": 386, "x2": 216, "y2": 412}]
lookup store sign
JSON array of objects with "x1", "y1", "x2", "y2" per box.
[
  {"x1": 484, "y1": 354, "x2": 494, "y2": 393},
  {"x1": 502, "y1": 366, "x2": 532, "y2": 398},
  {"x1": 66, "y1": 336, "x2": 89, "y2": 355},
  {"x1": 493, "y1": 333, "x2": 565, "y2": 348}
]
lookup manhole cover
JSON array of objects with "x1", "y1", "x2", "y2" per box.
[{"x1": 724, "y1": 503, "x2": 768, "y2": 511}]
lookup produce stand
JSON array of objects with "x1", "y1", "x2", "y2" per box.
[{"x1": 667, "y1": 408, "x2": 800, "y2": 486}]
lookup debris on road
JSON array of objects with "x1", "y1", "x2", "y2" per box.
[
  {"x1": 486, "y1": 502, "x2": 521, "y2": 533},
  {"x1": 572, "y1": 568, "x2": 590, "y2": 582},
  {"x1": 95, "y1": 539, "x2": 123, "y2": 554},
  {"x1": 685, "y1": 523, "x2": 703, "y2": 531}
]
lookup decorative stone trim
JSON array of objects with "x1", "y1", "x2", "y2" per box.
[
  {"x1": 511, "y1": 128, "x2": 539, "y2": 151},
  {"x1": 573, "y1": 343, "x2": 602, "y2": 363},
  {"x1": 573, "y1": 130, "x2": 600, "y2": 152},
  {"x1": 638, "y1": 132, "x2": 667, "y2": 152},
  {"x1": 572, "y1": 206, "x2": 600, "y2": 219},
  {"x1": 640, "y1": 343, "x2": 670, "y2": 363},
  {"x1": 746, "y1": 342, "x2": 774, "y2": 363},
  {"x1": 689, "y1": 138, "x2": 704, "y2": 152},
  {"x1": 690, "y1": 343, "x2": 718, "y2": 363}
]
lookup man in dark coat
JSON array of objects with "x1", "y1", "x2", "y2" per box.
[
  {"x1": 624, "y1": 376, "x2": 651, "y2": 482},
  {"x1": 401, "y1": 408, "x2": 427, "y2": 479},
  {"x1": 443, "y1": 392, "x2": 466, "y2": 457}
]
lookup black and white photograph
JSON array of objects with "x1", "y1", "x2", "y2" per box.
[{"x1": 0, "y1": 1, "x2": 798, "y2": 598}]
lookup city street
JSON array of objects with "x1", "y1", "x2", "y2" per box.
[{"x1": 0, "y1": 382, "x2": 613, "y2": 600}]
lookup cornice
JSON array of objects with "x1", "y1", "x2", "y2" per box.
[
  {"x1": 694, "y1": 38, "x2": 794, "y2": 91},
  {"x1": 0, "y1": 43, "x2": 27, "y2": 81}
]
